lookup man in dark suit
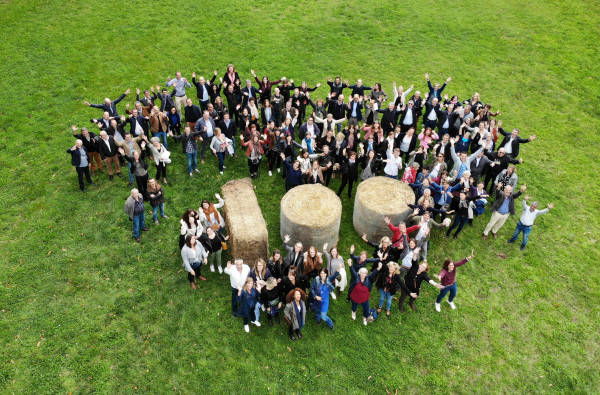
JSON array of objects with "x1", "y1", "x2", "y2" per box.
[
  {"x1": 347, "y1": 94, "x2": 363, "y2": 125},
  {"x1": 497, "y1": 122, "x2": 536, "y2": 158},
  {"x1": 423, "y1": 96, "x2": 442, "y2": 130},
  {"x1": 91, "y1": 111, "x2": 120, "y2": 129},
  {"x1": 184, "y1": 98, "x2": 202, "y2": 130},
  {"x1": 156, "y1": 86, "x2": 176, "y2": 113},
  {"x1": 72, "y1": 125, "x2": 103, "y2": 176},
  {"x1": 425, "y1": 73, "x2": 451, "y2": 103},
  {"x1": 399, "y1": 100, "x2": 418, "y2": 133},
  {"x1": 97, "y1": 130, "x2": 122, "y2": 181},
  {"x1": 328, "y1": 94, "x2": 348, "y2": 133},
  {"x1": 377, "y1": 102, "x2": 400, "y2": 133},
  {"x1": 192, "y1": 70, "x2": 217, "y2": 111},
  {"x1": 84, "y1": 89, "x2": 130, "y2": 117},
  {"x1": 195, "y1": 111, "x2": 216, "y2": 163},
  {"x1": 219, "y1": 112, "x2": 238, "y2": 156},
  {"x1": 136, "y1": 87, "x2": 158, "y2": 107},
  {"x1": 327, "y1": 76, "x2": 349, "y2": 98},
  {"x1": 240, "y1": 79, "x2": 260, "y2": 108},
  {"x1": 124, "y1": 109, "x2": 149, "y2": 136},
  {"x1": 67, "y1": 140, "x2": 95, "y2": 192}
]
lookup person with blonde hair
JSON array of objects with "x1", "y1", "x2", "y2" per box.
[
  {"x1": 323, "y1": 243, "x2": 345, "y2": 299},
  {"x1": 376, "y1": 262, "x2": 417, "y2": 317},
  {"x1": 237, "y1": 277, "x2": 262, "y2": 333},
  {"x1": 261, "y1": 277, "x2": 282, "y2": 326}
]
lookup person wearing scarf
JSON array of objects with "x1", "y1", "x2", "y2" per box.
[{"x1": 241, "y1": 134, "x2": 265, "y2": 179}]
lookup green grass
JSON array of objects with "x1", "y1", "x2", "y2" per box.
[{"x1": 1, "y1": 0, "x2": 600, "y2": 393}]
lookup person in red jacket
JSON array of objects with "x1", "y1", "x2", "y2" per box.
[
  {"x1": 434, "y1": 249, "x2": 474, "y2": 312},
  {"x1": 240, "y1": 134, "x2": 265, "y2": 179}
]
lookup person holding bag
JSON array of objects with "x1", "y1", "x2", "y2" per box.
[
  {"x1": 180, "y1": 234, "x2": 208, "y2": 289},
  {"x1": 199, "y1": 227, "x2": 229, "y2": 274},
  {"x1": 284, "y1": 288, "x2": 307, "y2": 341}
]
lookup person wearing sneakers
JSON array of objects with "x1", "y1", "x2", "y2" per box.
[
  {"x1": 323, "y1": 243, "x2": 346, "y2": 300},
  {"x1": 434, "y1": 249, "x2": 474, "y2": 312},
  {"x1": 507, "y1": 195, "x2": 554, "y2": 251},
  {"x1": 349, "y1": 260, "x2": 382, "y2": 326},
  {"x1": 284, "y1": 288, "x2": 307, "y2": 341},
  {"x1": 375, "y1": 262, "x2": 417, "y2": 318},
  {"x1": 180, "y1": 234, "x2": 208, "y2": 289},
  {"x1": 225, "y1": 259, "x2": 251, "y2": 318},
  {"x1": 482, "y1": 184, "x2": 526, "y2": 240},
  {"x1": 199, "y1": 227, "x2": 228, "y2": 273},
  {"x1": 169, "y1": 125, "x2": 202, "y2": 177},
  {"x1": 237, "y1": 277, "x2": 262, "y2": 333},
  {"x1": 399, "y1": 256, "x2": 444, "y2": 313},
  {"x1": 309, "y1": 266, "x2": 342, "y2": 330}
]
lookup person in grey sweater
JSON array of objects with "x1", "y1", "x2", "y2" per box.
[
  {"x1": 508, "y1": 195, "x2": 554, "y2": 251},
  {"x1": 181, "y1": 234, "x2": 208, "y2": 288}
]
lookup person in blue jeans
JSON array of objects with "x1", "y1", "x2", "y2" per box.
[
  {"x1": 376, "y1": 262, "x2": 417, "y2": 317},
  {"x1": 210, "y1": 128, "x2": 232, "y2": 175},
  {"x1": 434, "y1": 250, "x2": 474, "y2": 312},
  {"x1": 123, "y1": 188, "x2": 149, "y2": 243},
  {"x1": 349, "y1": 260, "x2": 381, "y2": 326},
  {"x1": 508, "y1": 195, "x2": 554, "y2": 251},
  {"x1": 169, "y1": 125, "x2": 201, "y2": 177},
  {"x1": 309, "y1": 265, "x2": 343, "y2": 330}
]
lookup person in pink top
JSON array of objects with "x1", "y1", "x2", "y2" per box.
[
  {"x1": 418, "y1": 127, "x2": 439, "y2": 150},
  {"x1": 434, "y1": 249, "x2": 474, "y2": 312}
]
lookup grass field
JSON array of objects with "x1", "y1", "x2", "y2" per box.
[{"x1": 1, "y1": 0, "x2": 600, "y2": 393}]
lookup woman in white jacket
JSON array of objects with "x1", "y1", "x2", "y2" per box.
[
  {"x1": 147, "y1": 137, "x2": 170, "y2": 184},
  {"x1": 181, "y1": 234, "x2": 208, "y2": 289}
]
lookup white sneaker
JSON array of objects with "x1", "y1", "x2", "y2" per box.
[
  {"x1": 251, "y1": 320, "x2": 261, "y2": 327},
  {"x1": 209, "y1": 265, "x2": 215, "y2": 273},
  {"x1": 260, "y1": 305, "x2": 265, "y2": 312},
  {"x1": 363, "y1": 317, "x2": 368, "y2": 326},
  {"x1": 330, "y1": 291, "x2": 337, "y2": 300},
  {"x1": 194, "y1": 169, "x2": 200, "y2": 173},
  {"x1": 217, "y1": 266, "x2": 223, "y2": 274},
  {"x1": 220, "y1": 171, "x2": 223, "y2": 175},
  {"x1": 277, "y1": 168, "x2": 280, "y2": 173},
  {"x1": 447, "y1": 301, "x2": 456, "y2": 310},
  {"x1": 269, "y1": 170, "x2": 272, "y2": 176},
  {"x1": 189, "y1": 172, "x2": 193, "y2": 177},
  {"x1": 244, "y1": 325, "x2": 250, "y2": 333},
  {"x1": 435, "y1": 303, "x2": 441, "y2": 312},
  {"x1": 223, "y1": 166, "x2": 226, "y2": 169},
  {"x1": 351, "y1": 311, "x2": 356, "y2": 320}
]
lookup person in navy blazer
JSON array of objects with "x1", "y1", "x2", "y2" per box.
[
  {"x1": 123, "y1": 109, "x2": 149, "y2": 136},
  {"x1": 67, "y1": 140, "x2": 95, "y2": 192},
  {"x1": 346, "y1": 94, "x2": 363, "y2": 124},
  {"x1": 84, "y1": 89, "x2": 130, "y2": 117},
  {"x1": 496, "y1": 121, "x2": 536, "y2": 158}
]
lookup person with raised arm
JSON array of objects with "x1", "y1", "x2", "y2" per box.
[
  {"x1": 84, "y1": 88, "x2": 130, "y2": 117},
  {"x1": 349, "y1": 259, "x2": 382, "y2": 326},
  {"x1": 224, "y1": 259, "x2": 251, "y2": 318},
  {"x1": 507, "y1": 195, "x2": 554, "y2": 251},
  {"x1": 483, "y1": 184, "x2": 526, "y2": 240},
  {"x1": 166, "y1": 71, "x2": 192, "y2": 115},
  {"x1": 322, "y1": 243, "x2": 346, "y2": 299},
  {"x1": 192, "y1": 69, "x2": 217, "y2": 111},
  {"x1": 434, "y1": 250, "x2": 474, "y2": 312},
  {"x1": 424, "y1": 73, "x2": 451, "y2": 103}
]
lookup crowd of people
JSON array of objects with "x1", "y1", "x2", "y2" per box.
[{"x1": 67, "y1": 65, "x2": 555, "y2": 337}]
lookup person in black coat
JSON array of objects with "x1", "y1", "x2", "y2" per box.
[
  {"x1": 218, "y1": 113, "x2": 238, "y2": 155},
  {"x1": 375, "y1": 262, "x2": 416, "y2": 317},
  {"x1": 84, "y1": 89, "x2": 130, "y2": 117},
  {"x1": 377, "y1": 102, "x2": 400, "y2": 133},
  {"x1": 67, "y1": 140, "x2": 95, "y2": 192},
  {"x1": 97, "y1": 130, "x2": 122, "y2": 180},
  {"x1": 192, "y1": 71, "x2": 217, "y2": 111},
  {"x1": 337, "y1": 151, "x2": 359, "y2": 199},
  {"x1": 496, "y1": 122, "x2": 536, "y2": 158},
  {"x1": 123, "y1": 109, "x2": 149, "y2": 136},
  {"x1": 399, "y1": 256, "x2": 443, "y2": 312}
]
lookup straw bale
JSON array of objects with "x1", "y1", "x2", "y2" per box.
[
  {"x1": 221, "y1": 178, "x2": 269, "y2": 267},
  {"x1": 353, "y1": 176, "x2": 414, "y2": 241},
  {"x1": 280, "y1": 184, "x2": 342, "y2": 249}
]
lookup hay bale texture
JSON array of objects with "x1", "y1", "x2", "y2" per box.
[
  {"x1": 221, "y1": 178, "x2": 269, "y2": 267},
  {"x1": 280, "y1": 184, "x2": 342, "y2": 249},
  {"x1": 353, "y1": 176, "x2": 414, "y2": 241}
]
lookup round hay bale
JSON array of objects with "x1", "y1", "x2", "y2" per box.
[
  {"x1": 353, "y1": 176, "x2": 414, "y2": 241},
  {"x1": 280, "y1": 184, "x2": 342, "y2": 249}
]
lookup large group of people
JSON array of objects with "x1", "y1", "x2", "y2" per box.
[{"x1": 67, "y1": 64, "x2": 555, "y2": 337}]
